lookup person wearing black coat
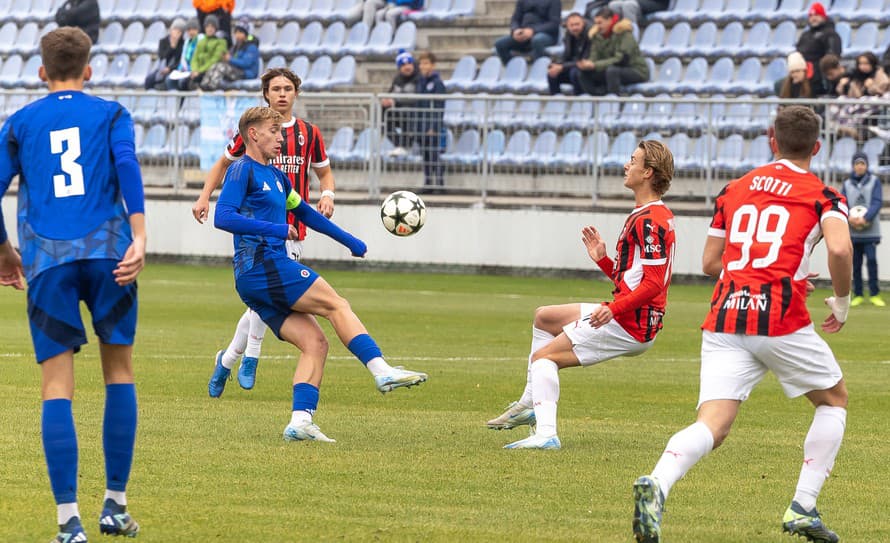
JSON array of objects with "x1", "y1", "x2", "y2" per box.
[
  {"x1": 382, "y1": 50, "x2": 420, "y2": 152},
  {"x1": 494, "y1": 0, "x2": 561, "y2": 65},
  {"x1": 144, "y1": 19, "x2": 186, "y2": 90},
  {"x1": 54, "y1": 0, "x2": 100, "y2": 44},
  {"x1": 547, "y1": 13, "x2": 591, "y2": 95},
  {"x1": 415, "y1": 51, "x2": 446, "y2": 191},
  {"x1": 796, "y1": 2, "x2": 842, "y2": 96}
]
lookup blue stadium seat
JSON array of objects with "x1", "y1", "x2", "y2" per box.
[
  {"x1": 700, "y1": 57, "x2": 734, "y2": 94},
  {"x1": 649, "y1": 0, "x2": 697, "y2": 24},
  {"x1": 132, "y1": 123, "x2": 144, "y2": 149},
  {"x1": 715, "y1": 0, "x2": 750, "y2": 24},
  {"x1": 156, "y1": 0, "x2": 180, "y2": 19},
  {"x1": 302, "y1": 56, "x2": 333, "y2": 90},
  {"x1": 132, "y1": 0, "x2": 159, "y2": 23},
  {"x1": 746, "y1": 134, "x2": 772, "y2": 168},
  {"x1": 271, "y1": 22, "x2": 300, "y2": 56},
  {"x1": 388, "y1": 22, "x2": 417, "y2": 56},
  {"x1": 764, "y1": 20, "x2": 797, "y2": 57},
  {"x1": 625, "y1": 57, "x2": 657, "y2": 94},
  {"x1": 509, "y1": 98, "x2": 540, "y2": 129},
  {"x1": 614, "y1": 97, "x2": 648, "y2": 133},
  {"x1": 483, "y1": 129, "x2": 507, "y2": 166},
  {"x1": 638, "y1": 22, "x2": 665, "y2": 57},
  {"x1": 765, "y1": 0, "x2": 803, "y2": 23},
  {"x1": 327, "y1": 55, "x2": 356, "y2": 87},
  {"x1": 124, "y1": 53, "x2": 152, "y2": 87},
  {"x1": 293, "y1": 21, "x2": 322, "y2": 55},
  {"x1": 109, "y1": 0, "x2": 136, "y2": 23},
  {"x1": 657, "y1": 22, "x2": 691, "y2": 58},
  {"x1": 86, "y1": 54, "x2": 109, "y2": 86},
  {"x1": 691, "y1": 0, "x2": 723, "y2": 25},
  {"x1": 492, "y1": 130, "x2": 532, "y2": 166},
  {"x1": 668, "y1": 132, "x2": 697, "y2": 171},
  {"x1": 538, "y1": 100, "x2": 567, "y2": 130},
  {"x1": 318, "y1": 21, "x2": 347, "y2": 56},
  {"x1": 711, "y1": 21, "x2": 743, "y2": 58},
  {"x1": 359, "y1": 21, "x2": 393, "y2": 56},
  {"x1": 852, "y1": 0, "x2": 890, "y2": 24},
  {"x1": 411, "y1": 0, "x2": 451, "y2": 21},
  {"x1": 116, "y1": 21, "x2": 144, "y2": 55},
  {"x1": 603, "y1": 131, "x2": 636, "y2": 170},
  {"x1": 253, "y1": 21, "x2": 279, "y2": 56},
  {"x1": 450, "y1": 0, "x2": 475, "y2": 16},
  {"x1": 290, "y1": 0, "x2": 312, "y2": 21},
  {"x1": 762, "y1": 56, "x2": 787, "y2": 94},
  {"x1": 687, "y1": 22, "x2": 717, "y2": 58},
  {"x1": 239, "y1": 0, "x2": 267, "y2": 19},
  {"x1": 645, "y1": 94, "x2": 675, "y2": 132},
  {"x1": 529, "y1": 131, "x2": 558, "y2": 167},
  {"x1": 716, "y1": 134, "x2": 746, "y2": 174},
  {"x1": 586, "y1": 130, "x2": 610, "y2": 164},
  {"x1": 594, "y1": 99, "x2": 621, "y2": 132},
  {"x1": 445, "y1": 55, "x2": 476, "y2": 91},
  {"x1": 726, "y1": 58, "x2": 763, "y2": 94},
  {"x1": 98, "y1": 0, "x2": 116, "y2": 20},
  {"x1": 565, "y1": 100, "x2": 593, "y2": 131},
  {"x1": 674, "y1": 57, "x2": 708, "y2": 94},
  {"x1": 309, "y1": 0, "x2": 335, "y2": 23},
  {"x1": 693, "y1": 133, "x2": 718, "y2": 171},
  {"x1": 830, "y1": 0, "x2": 857, "y2": 21},
  {"x1": 30, "y1": 0, "x2": 62, "y2": 23},
  {"x1": 846, "y1": 22, "x2": 879, "y2": 58},
  {"x1": 177, "y1": 95, "x2": 201, "y2": 126},
  {"x1": 519, "y1": 57, "x2": 549, "y2": 94},
  {"x1": 489, "y1": 97, "x2": 516, "y2": 129},
  {"x1": 443, "y1": 97, "x2": 466, "y2": 127},
  {"x1": 349, "y1": 127, "x2": 374, "y2": 163},
  {"x1": 289, "y1": 55, "x2": 310, "y2": 78},
  {"x1": 836, "y1": 21, "x2": 852, "y2": 52},
  {"x1": 497, "y1": 57, "x2": 527, "y2": 93},
  {"x1": 742, "y1": 21, "x2": 772, "y2": 57},
  {"x1": 561, "y1": 0, "x2": 586, "y2": 19},
  {"x1": 141, "y1": 21, "x2": 166, "y2": 54},
  {"x1": 184, "y1": 127, "x2": 201, "y2": 163},
  {"x1": 342, "y1": 22, "x2": 369, "y2": 56},
  {"x1": 632, "y1": 57, "x2": 681, "y2": 94},
  {"x1": 862, "y1": 137, "x2": 886, "y2": 167},
  {"x1": 468, "y1": 56, "x2": 502, "y2": 93},
  {"x1": 464, "y1": 99, "x2": 486, "y2": 127},
  {"x1": 265, "y1": 54, "x2": 287, "y2": 69},
  {"x1": 140, "y1": 124, "x2": 167, "y2": 161},
  {"x1": 551, "y1": 130, "x2": 585, "y2": 169},
  {"x1": 12, "y1": 22, "x2": 39, "y2": 56},
  {"x1": 830, "y1": 137, "x2": 857, "y2": 174},
  {"x1": 0, "y1": 22, "x2": 18, "y2": 55},
  {"x1": 326, "y1": 126, "x2": 354, "y2": 163},
  {"x1": 669, "y1": 94, "x2": 706, "y2": 133},
  {"x1": 330, "y1": 0, "x2": 362, "y2": 21},
  {"x1": 441, "y1": 129, "x2": 481, "y2": 166},
  {"x1": 19, "y1": 54, "x2": 42, "y2": 88}
]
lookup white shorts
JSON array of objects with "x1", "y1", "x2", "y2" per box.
[
  {"x1": 285, "y1": 240, "x2": 304, "y2": 262},
  {"x1": 562, "y1": 303, "x2": 653, "y2": 366},
  {"x1": 698, "y1": 324, "x2": 843, "y2": 407}
]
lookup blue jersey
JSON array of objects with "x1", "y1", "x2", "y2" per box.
[
  {"x1": 216, "y1": 155, "x2": 294, "y2": 278},
  {"x1": 0, "y1": 90, "x2": 141, "y2": 282}
]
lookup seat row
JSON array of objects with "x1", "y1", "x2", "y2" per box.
[
  {"x1": 251, "y1": 20, "x2": 415, "y2": 58},
  {"x1": 645, "y1": 0, "x2": 890, "y2": 26},
  {"x1": 237, "y1": 0, "x2": 475, "y2": 24}
]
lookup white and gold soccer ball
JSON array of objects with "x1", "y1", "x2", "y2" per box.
[
  {"x1": 849, "y1": 205, "x2": 870, "y2": 231},
  {"x1": 380, "y1": 190, "x2": 426, "y2": 236}
]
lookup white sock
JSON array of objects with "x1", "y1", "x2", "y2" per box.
[
  {"x1": 651, "y1": 421, "x2": 715, "y2": 499},
  {"x1": 531, "y1": 358, "x2": 560, "y2": 437},
  {"x1": 104, "y1": 489, "x2": 126, "y2": 506},
  {"x1": 244, "y1": 310, "x2": 267, "y2": 359},
  {"x1": 793, "y1": 406, "x2": 847, "y2": 511},
  {"x1": 289, "y1": 410, "x2": 313, "y2": 426},
  {"x1": 518, "y1": 327, "x2": 555, "y2": 407},
  {"x1": 365, "y1": 357, "x2": 394, "y2": 377},
  {"x1": 57, "y1": 503, "x2": 80, "y2": 525},
  {"x1": 222, "y1": 310, "x2": 250, "y2": 369}
]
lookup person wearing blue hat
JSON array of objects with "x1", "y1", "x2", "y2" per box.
[
  {"x1": 841, "y1": 151, "x2": 884, "y2": 307},
  {"x1": 382, "y1": 50, "x2": 419, "y2": 157}
]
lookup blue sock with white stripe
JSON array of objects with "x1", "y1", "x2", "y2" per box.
[
  {"x1": 292, "y1": 382, "x2": 319, "y2": 413},
  {"x1": 103, "y1": 384, "x2": 137, "y2": 495},
  {"x1": 42, "y1": 399, "x2": 78, "y2": 505}
]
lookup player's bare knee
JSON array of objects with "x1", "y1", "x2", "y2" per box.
[{"x1": 533, "y1": 306, "x2": 564, "y2": 335}]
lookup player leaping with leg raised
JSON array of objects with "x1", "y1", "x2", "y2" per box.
[
  {"x1": 487, "y1": 140, "x2": 676, "y2": 449},
  {"x1": 631, "y1": 105, "x2": 852, "y2": 543}
]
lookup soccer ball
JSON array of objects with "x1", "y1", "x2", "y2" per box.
[
  {"x1": 849, "y1": 205, "x2": 870, "y2": 231},
  {"x1": 381, "y1": 190, "x2": 426, "y2": 236}
]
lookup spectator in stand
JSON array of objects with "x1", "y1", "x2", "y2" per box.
[
  {"x1": 606, "y1": 0, "x2": 669, "y2": 24},
  {"x1": 817, "y1": 54, "x2": 846, "y2": 98},
  {"x1": 796, "y1": 2, "x2": 842, "y2": 96},
  {"x1": 577, "y1": 7, "x2": 649, "y2": 96},
  {"x1": 144, "y1": 18, "x2": 186, "y2": 90},
  {"x1": 200, "y1": 21, "x2": 260, "y2": 90},
  {"x1": 841, "y1": 152, "x2": 884, "y2": 308},
  {"x1": 382, "y1": 50, "x2": 420, "y2": 156},
  {"x1": 166, "y1": 18, "x2": 204, "y2": 91},
  {"x1": 54, "y1": 0, "x2": 100, "y2": 43},
  {"x1": 194, "y1": 0, "x2": 234, "y2": 46},
  {"x1": 186, "y1": 15, "x2": 227, "y2": 90},
  {"x1": 415, "y1": 51, "x2": 446, "y2": 192},
  {"x1": 835, "y1": 52, "x2": 890, "y2": 140},
  {"x1": 883, "y1": 43, "x2": 890, "y2": 76},
  {"x1": 362, "y1": 0, "x2": 423, "y2": 29},
  {"x1": 547, "y1": 12, "x2": 591, "y2": 95},
  {"x1": 775, "y1": 52, "x2": 814, "y2": 100},
  {"x1": 494, "y1": 0, "x2": 561, "y2": 65}
]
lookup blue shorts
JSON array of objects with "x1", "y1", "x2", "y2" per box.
[
  {"x1": 27, "y1": 259, "x2": 138, "y2": 363},
  {"x1": 235, "y1": 255, "x2": 319, "y2": 338}
]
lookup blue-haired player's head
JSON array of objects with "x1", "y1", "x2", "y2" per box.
[
  {"x1": 39, "y1": 27, "x2": 92, "y2": 85},
  {"x1": 239, "y1": 107, "x2": 285, "y2": 162}
]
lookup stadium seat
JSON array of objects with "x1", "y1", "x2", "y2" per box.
[
  {"x1": 388, "y1": 21, "x2": 417, "y2": 55},
  {"x1": 742, "y1": 0, "x2": 777, "y2": 22},
  {"x1": 253, "y1": 21, "x2": 279, "y2": 56},
  {"x1": 668, "y1": 132, "x2": 697, "y2": 171},
  {"x1": 265, "y1": 54, "x2": 287, "y2": 69},
  {"x1": 293, "y1": 21, "x2": 323, "y2": 55},
  {"x1": 614, "y1": 97, "x2": 648, "y2": 133},
  {"x1": 746, "y1": 134, "x2": 772, "y2": 168},
  {"x1": 156, "y1": 0, "x2": 180, "y2": 20},
  {"x1": 309, "y1": 0, "x2": 335, "y2": 23},
  {"x1": 468, "y1": 56, "x2": 502, "y2": 93},
  {"x1": 93, "y1": 22, "x2": 124, "y2": 54},
  {"x1": 711, "y1": 21, "x2": 743, "y2": 58},
  {"x1": 742, "y1": 21, "x2": 772, "y2": 57},
  {"x1": 830, "y1": 0, "x2": 857, "y2": 21},
  {"x1": 649, "y1": 0, "x2": 697, "y2": 24},
  {"x1": 441, "y1": 129, "x2": 481, "y2": 166},
  {"x1": 496, "y1": 57, "x2": 527, "y2": 93},
  {"x1": 39, "y1": 22, "x2": 59, "y2": 39},
  {"x1": 411, "y1": 0, "x2": 451, "y2": 21},
  {"x1": 726, "y1": 58, "x2": 763, "y2": 95},
  {"x1": 349, "y1": 127, "x2": 373, "y2": 163},
  {"x1": 852, "y1": 0, "x2": 890, "y2": 24},
  {"x1": 668, "y1": 94, "x2": 706, "y2": 133},
  {"x1": 594, "y1": 99, "x2": 621, "y2": 132},
  {"x1": 538, "y1": 100, "x2": 567, "y2": 130},
  {"x1": 132, "y1": 123, "x2": 144, "y2": 149},
  {"x1": 483, "y1": 129, "x2": 507, "y2": 166},
  {"x1": 490, "y1": 97, "x2": 516, "y2": 128},
  {"x1": 19, "y1": 54, "x2": 42, "y2": 88},
  {"x1": 765, "y1": 0, "x2": 803, "y2": 23},
  {"x1": 12, "y1": 22, "x2": 39, "y2": 56},
  {"x1": 239, "y1": 0, "x2": 267, "y2": 19},
  {"x1": 561, "y1": 0, "x2": 586, "y2": 19},
  {"x1": 342, "y1": 22, "x2": 369, "y2": 56},
  {"x1": 674, "y1": 57, "x2": 708, "y2": 94},
  {"x1": 285, "y1": 55, "x2": 308, "y2": 78},
  {"x1": 450, "y1": 0, "x2": 475, "y2": 16},
  {"x1": 271, "y1": 22, "x2": 300, "y2": 56},
  {"x1": 528, "y1": 131, "x2": 558, "y2": 167},
  {"x1": 140, "y1": 124, "x2": 167, "y2": 161},
  {"x1": 837, "y1": 21, "x2": 853, "y2": 52},
  {"x1": 31, "y1": 0, "x2": 62, "y2": 23},
  {"x1": 551, "y1": 130, "x2": 584, "y2": 169},
  {"x1": 443, "y1": 97, "x2": 466, "y2": 127},
  {"x1": 764, "y1": 20, "x2": 797, "y2": 57},
  {"x1": 177, "y1": 95, "x2": 200, "y2": 126},
  {"x1": 183, "y1": 127, "x2": 201, "y2": 163},
  {"x1": 0, "y1": 22, "x2": 18, "y2": 55},
  {"x1": 586, "y1": 130, "x2": 610, "y2": 164},
  {"x1": 124, "y1": 53, "x2": 152, "y2": 87},
  {"x1": 330, "y1": 0, "x2": 362, "y2": 21},
  {"x1": 289, "y1": 0, "x2": 313, "y2": 21},
  {"x1": 444, "y1": 55, "x2": 477, "y2": 91},
  {"x1": 830, "y1": 137, "x2": 857, "y2": 174},
  {"x1": 326, "y1": 126, "x2": 354, "y2": 163},
  {"x1": 761, "y1": 56, "x2": 787, "y2": 94},
  {"x1": 657, "y1": 22, "x2": 691, "y2": 58},
  {"x1": 119, "y1": 21, "x2": 145, "y2": 55},
  {"x1": 141, "y1": 21, "x2": 166, "y2": 51},
  {"x1": 645, "y1": 94, "x2": 675, "y2": 132},
  {"x1": 492, "y1": 130, "x2": 531, "y2": 167},
  {"x1": 318, "y1": 21, "x2": 347, "y2": 56},
  {"x1": 359, "y1": 21, "x2": 393, "y2": 56},
  {"x1": 718, "y1": 96, "x2": 758, "y2": 135},
  {"x1": 302, "y1": 56, "x2": 333, "y2": 90},
  {"x1": 518, "y1": 57, "x2": 549, "y2": 94},
  {"x1": 464, "y1": 99, "x2": 487, "y2": 127},
  {"x1": 625, "y1": 58, "x2": 656, "y2": 94},
  {"x1": 507, "y1": 98, "x2": 541, "y2": 129},
  {"x1": 715, "y1": 0, "x2": 750, "y2": 24},
  {"x1": 863, "y1": 137, "x2": 886, "y2": 167},
  {"x1": 111, "y1": 0, "x2": 137, "y2": 23},
  {"x1": 263, "y1": 0, "x2": 291, "y2": 18},
  {"x1": 693, "y1": 133, "x2": 718, "y2": 171},
  {"x1": 564, "y1": 100, "x2": 593, "y2": 131},
  {"x1": 638, "y1": 22, "x2": 665, "y2": 57},
  {"x1": 98, "y1": 0, "x2": 116, "y2": 20},
  {"x1": 603, "y1": 131, "x2": 636, "y2": 170},
  {"x1": 687, "y1": 22, "x2": 717, "y2": 58},
  {"x1": 846, "y1": 22, "x2": 879, "y2": 58},
  {"x1": 132, "y1": 0, "x2": 159, "y2": 23},
  {"x1": 715, "y1": 134, "x2": 746, "y2": 174},
  {"x1": 327, "y1": 56, "x2": 356, "y2": 87},
  {"x1": 691, "y1": 0, "x2": 723, "y2": 25},
  {"x1": 700, "y1": 57, "x2": 734, "y2": 94}
]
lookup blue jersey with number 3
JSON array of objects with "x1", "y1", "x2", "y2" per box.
[{"x1": 0, "y1": 90, "x2": 135, "y2": 281}]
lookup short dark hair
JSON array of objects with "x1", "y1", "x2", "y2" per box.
[
  {"x1": 639, "y1": 140, "x2": 673, "y2": 197},
  {"x1": 773, "y1": 105, "x2": 821, "y2": 160},
  {"x1": 417, "y1": 50, "x2": 436, "y2": 64},
  {"x1": 819, "y1": 53, "x2": 841, "y2": 73},
  {"x1": 261, "y1": 67, "x2": 302, "y2": 104},
  {"x1": 594, "y1": 7, "x2": 615, "y2": 19},
  {"x1": 238, "y1": 107, "x2": 283, "y2": 141},
  {"x1": 565, "y1": 11, "x2": 585, "y2": 21},
  {"x1": 40, "y1": 27, "x2": 91, "y2": 81}
]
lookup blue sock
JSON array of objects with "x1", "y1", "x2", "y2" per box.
[
  {"x1": 347, "y1": 334, "x2": 382, "y2": 366},
  {"x1": 103, "y1": 384, "x2": 137, "y2": 493},
  {"x1": 292, "y1": 383, "x2": 319, "y2": 413},
  {"x1": 42, "y1": 399, "x2": 78, "y2": 504}
]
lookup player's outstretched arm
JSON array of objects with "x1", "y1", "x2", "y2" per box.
[
  {"x1": 314, "y1": 165, "x2": 335, "y2": 218},
  {"x1": 582, "y1": 226, "x2": 613, "y2": 275},
  {"x1": 289, "y1": 192, "x2": 366, "y2": 257},
  {"x1": 192, "y1": 155, "x2": 233, "y2": 224},
  {"x1": 114, "y1": 213, "x2": 146, "y2": 286},
  {"x1": 821, "y1": 216, "x2": 853, "y2": 333}
]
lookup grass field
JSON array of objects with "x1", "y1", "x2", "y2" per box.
[{"x1": 0, "y1": 263, "x2": 888, "y2": 542}]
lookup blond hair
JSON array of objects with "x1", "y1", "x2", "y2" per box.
[
  {"x1": 238, "y1": 107, "x2": 284, "y2": 140},
  {"x1": 639, "y1": 140, "x2": 674, "y2": 196}
]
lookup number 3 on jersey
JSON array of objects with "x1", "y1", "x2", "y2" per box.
[
  {"x1": 50, "y1": 127, "x2": 85, "y2": 198},
  {"x1": 726, "y1": 204, "x2": 790, "y2": 271}
]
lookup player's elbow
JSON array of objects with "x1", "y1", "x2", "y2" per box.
[{"x1": 702, "y1": 259, "x2": 722, "y2": 277}]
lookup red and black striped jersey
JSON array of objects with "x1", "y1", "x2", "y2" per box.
[
  {"x1": 702, "y1": 159, "x2": 848, "y2": 336},
  {"x1": 225, "y1": 116, "x2": 329, "y2": 240},
  {"x1": 596, "y1": 201, "x2": 675, "y2": 343}
]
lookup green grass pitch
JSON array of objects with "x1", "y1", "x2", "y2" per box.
[{"x1": 1, "y1": 264, "x2": 888, "y2": 542}]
